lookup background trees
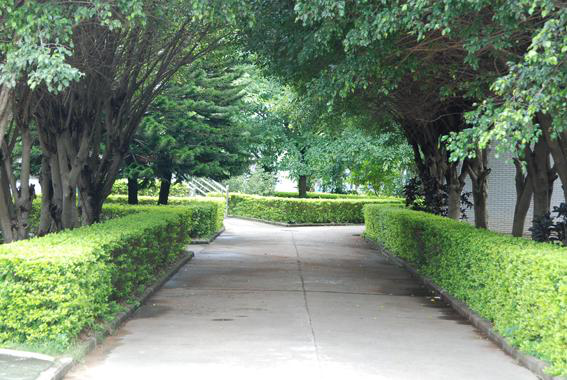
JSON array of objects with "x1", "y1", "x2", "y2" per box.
[
  {"x1": 241, "y1": 0, "x2": 566, "y2": 234},
  {"x1": 1, "y1": 0, "x2": 563, "y2": 241},
  {"x1": 0, "y1": 1, "x2": 142, "y2": 241},
  {"x1": 240, "y1": 73, "x2": 413, "y2": 197},
  {"x1": 125, "y1": 62, "x2": 252, "y2": 205},
  {"x1": 0, "y1": 0, "x2": 244, "y2": 241}
]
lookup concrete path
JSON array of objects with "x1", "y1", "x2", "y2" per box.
[{"x1": 66, "y1": 218, "x2": 536, "y2": 380}]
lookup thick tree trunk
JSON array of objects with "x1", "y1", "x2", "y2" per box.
[
  {"x1": 158, "y1": 172, "x2": 172, "y2": 205},
  {"x1": 525, "y1": 139, "x2": 555, "y2": 220},
  {"x1": 467, "y1": 149, "x2": 491, "y2": 229},
  {"x1": 0, "y1": 85, "x2": 16, "y2": 242},
  {"x1": 0, "y1": 114, "x2": 35, "y2": 242},
  {"x1": 0, "y1": 167, "x2": 16, "y2": 243},
  {"x1": 38, "y1": 156, "x2": 59, "y2": 235},
  {"x1": 80, "y1": 193, "x2": 103, "y2": 225},
  {"x1": 512, "y1": 157, "x2": 533, "y2": 237},
  {"x1": 128, "y1": 177, "x2": 139, "y2": 205},
  {"x1": 0, "y1": 86, "x2": 12, "y2": 144},
  {"x1": 539, "y1": 112, "x2": 567, "y2": 203},
  {"x1": 472, "y1": 187, "x2": 488, "y2": 228},
  {"x1": 446, "y1": 163, "x2": 466, "y2": 220},
  {"x1": 298, "y1": 175, "x2": 308, "y2": 198}
]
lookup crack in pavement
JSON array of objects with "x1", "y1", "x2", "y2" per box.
[{"x1": 290, "y1": 230, "x2": 321, "y2": 363}]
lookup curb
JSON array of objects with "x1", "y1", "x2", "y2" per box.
[
  {"x1": 190, "y1": 227, "x2": 225, "y2": 244},
  {"x1": 228, "y1": 215, "x2": 363, "y2": 227},
  {"x1": 37, "y1": 250, "x2": 195, "y2": 380},
  {"x1": 0, "y1": 349, "x2": 55, "y2": 362},
  {"x1": 363, "y1": 237, "x2": 565, "y2": 380}
]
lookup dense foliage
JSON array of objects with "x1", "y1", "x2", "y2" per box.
[
  {"x1": 228, "y1": 193, "x2": 402, "y2": 224},
  {"x1": 124, "y1": 61, "x2": 252, "y2": 205},
  {"x1": 0, "y1": 0, "x2": 244, "y2": 241},
  {"x1": 0, "y1": 201, "x2": 224, "y2": 351},
  {"x1": 223, "y1": 167, "x2": 277, "y2": 196},
  {"x1": 238, "y1": 74, "x2": 412, "y2": 196},
  {"x1": 242, "y1": 0, "x2": 566, "y2": 234},
  {"x1": 364, "y1": 205, "x2": 567, "y2": 376}
]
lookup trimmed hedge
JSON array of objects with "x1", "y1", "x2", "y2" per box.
[
  {"x1": 111, "y1": 178, "x2": 188, "y2": 197},
  {"x1": 0, "y1": 202, "x2": 223, "y2": 352},
  {"x1": 364, "y1": 205, "x2": 567, "y2": 376},
  {"x1": 106, "y1": 196, "x2": 225, "y2": 238},
  {"x1": 227, "y1": 193, "x2": 402, "y2": 224},
  {"x1": 272, "y1": 191, "x2": 394, "y2": 200}
]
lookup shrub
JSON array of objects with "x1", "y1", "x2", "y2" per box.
[
  {"x1": 530, "y1": 203, "x2": 567, "y2": 245},
  {"x1": 228, "y1": 193, "x2": 402, "y2": 224},
  {"x1": 272, "y1": 191, "x2": 388, "y2": 200},
  {"x1": 111, "y1": 179, "x2": 188, "y2": 197},
  {"x1": 0, "y1": 202, "x2": 223, "y2": 352},
  {"x1": 364, "y1": 205, "x2": 567, "y2": 376},
  {"x1": 105, "y1": 196, "x2": 225, "y2": 238}
]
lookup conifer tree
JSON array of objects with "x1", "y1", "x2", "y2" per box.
[{"x1": 126, "y1": 61, "x2": 252, "y2": 204}]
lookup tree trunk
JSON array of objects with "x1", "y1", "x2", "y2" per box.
[
  {"x1": 0, "y1": 86, "x2": 13, "y2": 145},
  {"x1": 80, "y1": 193, "x2": 103, "y2": 225},
  {"x1": 0, "y1": 106, "x2": 35, "y2": 242},
  {"x1": 128, "y1": 177, "x2": 139, "y2": 205},
  {"x1": 0, "y1": 166, "x2": 16, "y2": 243},
  {"x1": 446, "y1": 163, "x2": 466, "y2": 220},
  {"x1": 525, "y1": 139, "x2": 555, "y2": 220},
  {"x1": 512, "y1": 157, "x2": 533, "y2": 237},
  {"x1": 298, "y1": 175, "x2": 308, "y2": 198},
  {"x1": 467, "y1": 149, "x2": 491, "y2": 229},
  {"x1": 158, "y1": 172, "x2": 172, "y2": 205},
  {"x1": 38, "y1": 156, "x2": 60, "y2": 235},
  {"x1": 539, "y1": 112, "x2": 567, "y2": 203}
]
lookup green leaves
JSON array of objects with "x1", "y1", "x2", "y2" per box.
[
  {"x1": 365, "y1": 205, "x2": 567, "y2": 376},
  {"x1": 0, "y1": 1, "x2": 142, "y2": 91},
  {"x1": 129, "y1": 61, "x2": 252, "y2": 185},
  {"x1": 0, "y1": 200, "x2": 224, "y2": 352},
  {"x1": 228, "y1": 193, "x2": 402, "y2": 224}
]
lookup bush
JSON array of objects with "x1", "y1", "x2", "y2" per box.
[
  {"x1": 105, "y1": 196, "x2": 225, "y2": 238},
  {"x1": 111, "y1": 179, "x2": 188, "y2": 197},
  {"x1": 364, "y1": 205, "x2": 567, "y2": 376},
  {"x1": 272, "y1": 191, "x2": 386, "y2": 199},
  {"x1": 228, "y1": 193, "x2": 402, "y2": 224},
  {"x1": 0, "y1": 202, "x2": 223, "y2": 352}
]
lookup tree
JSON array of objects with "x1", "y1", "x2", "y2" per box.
[
  {"x1": 28, "y1": 0, "x2": 242, "y2": 232},
  {"x1": 242, "y1": 0, "x2": 556, "y2": 228},
  {"x1": 240, "y1": 73, "x2": 412, "y2": 196},
  {"x1": 446, "y1": 4, "x2": 566, "y2": 235},
  {"x1": 0, "y1": 1, "x2": 142, "y2": 242},
  {"x1": 126, "y1": 62, "x2": 252, "y2": 205},
  {"x1": 224, "y1": 166, "x2": 277, "y2": 196}
]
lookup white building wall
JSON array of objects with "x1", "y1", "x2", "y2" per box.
[{"x1": 463, "y1": 149, "x2": 564, "y2": 234}]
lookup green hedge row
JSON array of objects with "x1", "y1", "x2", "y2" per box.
[
  {"x1": 111, "y1": 178, "x2": 188, "y2": 197},
  {"x1": 227, "y1": 193, "x2": 402, "y2": 224},
  {"x1": 0, "y1": 202, "x2": 223, "y2": 352},
  {"x1": 272, "y1": 191, "x2": 395, "y2": 200},
  {"x1": 106, "y1": 196, "x2": 225, "y2": 238},
  {"x1": 363, "y1": 205, "x2": 567, "y2": 376}
]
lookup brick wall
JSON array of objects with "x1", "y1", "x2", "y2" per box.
[{"x1": 463, "y1": 148, "x2": 564, "y2": 235}]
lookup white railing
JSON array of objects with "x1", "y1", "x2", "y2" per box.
[{"x1": 187, "y1": 176, "x2": 229, "y2": 216}]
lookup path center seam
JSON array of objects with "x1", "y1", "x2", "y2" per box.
[{"x1": 290, "y1": 230, "x2": 321, "y2": 362}]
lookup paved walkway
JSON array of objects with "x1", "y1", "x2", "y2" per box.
[{"x1": 66, "y1": 218, "x2": 536, "y2": 380}]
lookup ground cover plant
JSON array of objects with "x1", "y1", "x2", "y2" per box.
[
  {"x1": 364, "y1": 204, "x2": 567, "y2": 376},
  {"x1": 228, "y1": 193, "x2": 402, "y2": 224},
  {"x1": 0, "y1": 201, "x2": 224, "y2": 353}
]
